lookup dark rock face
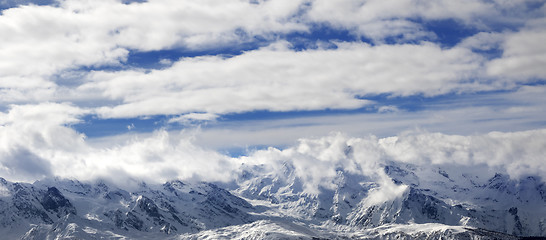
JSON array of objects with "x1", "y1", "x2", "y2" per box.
[
  {"x1": 126, "y1": 212, "x2": 144, "y2": 231},
  {"x1": 403, "y1": 188, "x2": 455, "y2": 223},
  {"x1": 136, "y1": 196, "x2": 161, "y2": 219},
  {"x1": 41, "y1": 187, "x2": 76, "y2": 217},
  {"x1": 12, "y1": 183, "x2": 53, "y2": 224},
  {"x1": 351, "y1": 188, "x2": 466, "y2": 227}
]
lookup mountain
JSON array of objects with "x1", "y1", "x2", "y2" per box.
[
  {"x1": 229, "y1": 155, "x2": 546, "y2": 239},
  {"x1": 0, "y1": 158, "x2": 545, "y2": 239},
  {"x1": 0, "y1": 177, "x2": 255, "y2": 239}
]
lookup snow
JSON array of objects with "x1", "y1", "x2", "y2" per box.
[{"x1": 0, "y1": 147, "x2": 545, "y2": 239}]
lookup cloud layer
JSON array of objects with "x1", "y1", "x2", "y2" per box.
[
  {"x1": 0, "y1": 0, "x2": 545, "y2": 118},
  {"x1": 1, "y1": 1, "x2": 545, "y2": 187},
  {"x1": 81, "y1": 42, "x2": 485, "y2": 118},
  {"x1": 1, "y1": 103, "x2": 545, "y2": 191}
]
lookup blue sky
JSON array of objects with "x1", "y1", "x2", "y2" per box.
[{"x1": 1, "y1": 0, "x2": 546, "y2": 182}]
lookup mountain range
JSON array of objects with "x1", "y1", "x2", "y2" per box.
[{"x1": 1, "y1": 153, "x2": 545, "y2": 239}]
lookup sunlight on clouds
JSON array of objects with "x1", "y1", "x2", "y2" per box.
[{"x1": 0, "y1": 103, "x2": 89, "y2": 181}]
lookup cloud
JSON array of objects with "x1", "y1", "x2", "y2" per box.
[
  {"x1": 80, "y1": 130, "x2": 237, "y2": 184},
  {"x1": 304, "y1": 0, "x2": 534, "y2": 42},
  {"x1": 379, "y1": 129, "x2": 546, "y2": 179},
  {"x1": 0, "y1": 103, "x2": 88, "y2": 181},
  {"x1": 458, "y1": 32, "x2": 505, "y2": 51},
  {"x1": 0, "y1": 103, "x2": 237, "y2": 184},
  {"x1": 168, "y1": 113, "x2": 219, "y2": 125},
  {"x1": 79, "y1": 41, "x2": 485, "y2": 118},
  {"x1": 1, "y1": 103, "x2": 545, "y2": 194},
  {"x1": 0, "y1": 103, "x2": 88, "y2": 151},
  {"x1": 487, "y1": 17, "x2": 546, "y2": 80},
  {"x1": 0, "y1": 148, "x2": 52, "y2": 182},
  {"x1": 187, "y1": 84, "x2": 546, "y2": 151},
  {"x1": 0, "y1": 0, "x2": 307, "y2": 104},
  {"x1": 0, "y1": 0, "x2": 545, "y2": 192},
  {"x1": 234, "y1": 128, "x2": 546, "y2": 197},
  {"x1": 0, "y1": 0, "x2": 544, "y2": 120}
]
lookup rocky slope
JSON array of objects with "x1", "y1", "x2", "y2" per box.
[{"x1": 0, "y1": 177, "x2": 255, "y2": 239}]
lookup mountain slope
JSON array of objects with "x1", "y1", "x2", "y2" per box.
[
  {"x1": 0, "y1": 177, "x2": 255, "y2": 239},
  {"x1": 0, "y1": 171, "x2": 544, "y2": 239},
  {"x1": 231, "y1": 155, "x2": 546, "y2": 237}
]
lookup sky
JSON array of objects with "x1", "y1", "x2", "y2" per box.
[{"x1": 0, "y1": 0, "x2": 545, "y2": 186}]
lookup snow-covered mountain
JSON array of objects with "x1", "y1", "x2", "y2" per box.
[
  {"x1": 0, "y1": 177, "x2": 255, "y2": 239},
  {"x1": 1, "y1": 135, "x2": 545, "y2": 239},
  {"x1": 0, "y1": 162, "x2": 544, "y2": 239},
  {"x1": 230, "y1": 158, "x2": 546, "y2": 239}
]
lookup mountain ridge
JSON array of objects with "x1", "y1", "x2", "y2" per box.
[{"x1": 0, "y1": 160, "x2": 544, "y2": 240}]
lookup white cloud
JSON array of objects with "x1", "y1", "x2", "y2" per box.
[
  {"x1": 458, "y1": 32, "x2": 505, "y2": 51},
  {"x1": 80, "y1": 41, "x2": 484, "y2": 118},
  {"x1": 234, "y1": 128, "x2": 546, "y2": 196},
  {"x1": 305, "y1": 0, "x2": 517, "y2": 42},
  {"x1": 379, "y1": 129, "x2": 546, "y2": 179},
  {"x1": 0, "y1": 0, "x2": 545, "y2": 189},
  {"x1": 1, "y1": 103, "x2": 545, "y2": 192},
  {"x1": 0, "y1": 103, "x2": 236, "y2": 183},
  {"x1": 487, "y1": 18, "x2": 546, "y2": 80},
  {"x1": 0, "y1": 0, "x2": 543, "y2": 119},
  {"x1": 0, "y1": 103, "x2": 88, "y2": 182},
  {"x1": 0, "y1": 0, "x2": 307, "y2": 105}
]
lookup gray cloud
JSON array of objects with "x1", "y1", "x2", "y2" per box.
[{"x1": 0, "y1": 147, "x2": 52, "y2": 182}]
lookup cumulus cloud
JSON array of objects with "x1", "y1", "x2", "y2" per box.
[
  {"x1": 241, "y1": 129, "x2": 546, "y2": 196},
  {"x1": 0, "y1": 0, "x2": 307, "y2": 104},
  {"x1": 0, "y1": 0, "x2": 544, "y2": 120},
  {"x1": 379, "y1": 129, "x2": 546, "y2": 179},
  {"x1": 487, "y1": 17, "x2": 546, "y2": 80},
  {"x1": 0, "y1": 103, "x2": 236, "y2": 184},
  {"x1": 2, "y1": 103, "x2": 544, "y2": 195},
  {"x1": 0, "y1": 103, "x2": 88, "y2": 182},
  {"x1": 79, "y1": 41, "x2": 485, "y2": 118}
]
